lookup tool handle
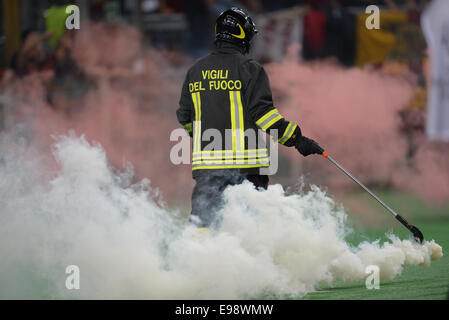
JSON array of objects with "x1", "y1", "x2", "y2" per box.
[
  {"x1": 320, "y1": 151, "x2": 398, "y2": 219},
  {"x1": 319, "y1": 150, "x2": 424, "y2": 243},
  {"x1": 395, "y1": 214, "x2": 412, "y2": 229}
]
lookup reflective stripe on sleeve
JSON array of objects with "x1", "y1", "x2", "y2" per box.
[
  {"x1": 278, "y1": 122, "x2": 297, "y2": 145},
  {"x1": 256, "y1": 109, "x2": 283, "y2": 131}
]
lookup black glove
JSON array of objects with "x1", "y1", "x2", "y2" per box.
[{"x1": 295, "y1": 136, "x2": 323, "y2": 157}]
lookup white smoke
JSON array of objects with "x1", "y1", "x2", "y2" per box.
[{"x1": 0, "y1": 133, "x2": 443, "y2": 299}]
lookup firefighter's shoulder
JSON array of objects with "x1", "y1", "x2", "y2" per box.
[
  {"x1": 239, "y1": 57, "x2": 264, "y2": 78},
  {"x1": 193, "y1": 53, "x2": 217, "y2": 68},
  {"x1": 185, "y1": 53, "x2": 214, "y2": 75}
]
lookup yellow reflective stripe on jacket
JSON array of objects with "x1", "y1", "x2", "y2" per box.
[
  {"x1": 229, "y1": 91, "x2": 245, "y2": 152},
  {"x1": 256, "y1": 109, "x2": 277, "y2": 126},
  {"x1": 192, "y1": 158, "x2": 269, "y2": 165},
  {"x1": 278, "y1": 122, "x2": 297, "y2": 145},
  {"x1": 192, "y1": 147, "x2": 269, "y2": 167},
  {"x1": 192, "y1": 163, "x2": 270, "y2": 171},
  {"x1": 193, "y1": 155, "x2": 266, "y2": 161},
  {"x1": 256, "y1": 108, "x2": 283, "y2": 131},
  {"x1": 192, "y1": 157, "x2": 270, "y2": 170},
  {"x1": 230, "y1": 91, "x2": 237, "y2": 151},
  {"x1": 237, "y1": 92, "x2": 245, "y2": 151},
  {"x1": 262, "y1": 114, "x2": 283, "y2": 130},
  {"x1": 193, "y1": 153, "x2": 268, "y2": 161},
  {"x1": 191, "y1": 92, "x2": 201, "y2": 153},
  {"x1": 192, "y1": 149, "x2": 268, "y2": 158},
  {"x1": 193, "y1": 149, "x2": 268, "y2": 155}
]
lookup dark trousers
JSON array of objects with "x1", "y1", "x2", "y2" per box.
[{"x1": 190, "y1": 173, "x2": 269, "y2": 228}]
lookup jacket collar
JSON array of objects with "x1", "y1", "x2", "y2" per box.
[{"x1": 213, "y1": 41, "x2": 245, "y2": 55}]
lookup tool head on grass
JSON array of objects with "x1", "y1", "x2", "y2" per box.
[{"x1": 409, "y1": 225, "x2": 424, "y2": 244}]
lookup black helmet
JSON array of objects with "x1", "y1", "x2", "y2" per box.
[{"x1": 215, "y1": 7, "x2": 258, "y2": 54}]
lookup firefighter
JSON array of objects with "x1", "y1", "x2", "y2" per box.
[{"x1": 177, "y1": 7, "x2": 323, "y2": 229}]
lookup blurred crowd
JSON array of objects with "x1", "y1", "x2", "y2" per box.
[
  {"x1": 0, "y1": 0, "x2": 432, "y2": 77},
  {"x1": 0, "y1": 0, "x2": 432, "y2": 129},
  {"x1": 0, "y1": 0, "x2": 447, "y2": 204}
]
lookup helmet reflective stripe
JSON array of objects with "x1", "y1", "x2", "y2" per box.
[{"x1": 231, "y1": 24, "x2": 246, "y2": 39}]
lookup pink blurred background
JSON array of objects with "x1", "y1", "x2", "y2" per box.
[{"x1": 1, "y1": 0, "x2": 448, "y2": 206}]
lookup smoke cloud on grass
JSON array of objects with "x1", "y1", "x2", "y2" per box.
[{"x1": 0, "y1": 134, "x2": 442, "y2": 299}]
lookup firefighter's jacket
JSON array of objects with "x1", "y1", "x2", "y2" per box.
[{"x1": 177, "y1": 43, "x2": 301, "y2": 176}]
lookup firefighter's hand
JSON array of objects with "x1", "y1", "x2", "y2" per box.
[{"x1": 295, "y1": 136, "x2": 323, "y2": 157}]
